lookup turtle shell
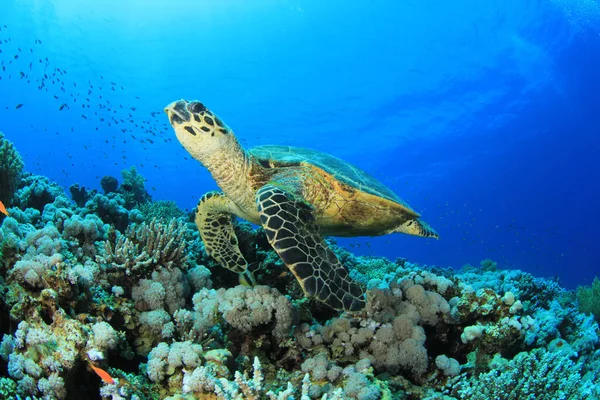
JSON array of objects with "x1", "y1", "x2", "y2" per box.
[{"x1": 249, "y1": 145, "x2": 417, "y2": 214}]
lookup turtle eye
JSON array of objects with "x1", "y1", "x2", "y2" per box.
[{"x1": 189, "y1": 102, "x2": 206, "y2": 114}]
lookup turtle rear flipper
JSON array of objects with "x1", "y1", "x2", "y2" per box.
[
  {"x1": 195, "y1": 191, "x2": 253, "y2": 284},
  {"x1": 256, "y1": 184, "x2": 366, "y2": 312}
]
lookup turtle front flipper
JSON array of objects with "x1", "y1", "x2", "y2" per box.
[
  {"x1": 195, "y1": 191, "x2": 254, "y2": 285},
  {"x1": 256, "y1": 184, "x2": 366, "y2": 312}
]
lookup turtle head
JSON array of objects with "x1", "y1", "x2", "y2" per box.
[{"x1": 165, "y1": 99, "x2": 236, "y2": 162}]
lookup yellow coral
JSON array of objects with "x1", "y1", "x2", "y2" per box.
[{"x1": 576, "y1": 277, "x2": 600, "y2": 321}]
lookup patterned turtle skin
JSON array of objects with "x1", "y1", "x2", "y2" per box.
[{"x1": 165, "y1": 99, "x2": 438, "y2": 312}]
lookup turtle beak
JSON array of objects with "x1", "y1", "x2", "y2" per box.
[{"x1": 165, "y1": 99, "x2": 190, "y2": 124}]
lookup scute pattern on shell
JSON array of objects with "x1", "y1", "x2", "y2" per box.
[{"x1": 249, "y1": 145, "x2": 415, "y2": 211}]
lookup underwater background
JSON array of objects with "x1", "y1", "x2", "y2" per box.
[{"x1": 1, "y1": 0, "x2": 599, "y2": 399}]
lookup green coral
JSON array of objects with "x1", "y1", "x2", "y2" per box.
[
  {"x1": 577, "y1": 277, "x2": 600, "y2": 321},
  {"x1": 351, "y1": 256, "x2": 397, "y2": 281},
  {"x1": 137, "y1": 200, "x2": 186, "y2": 221},
  {"x1": 120, "y1": 166, "x2": 151, "y2": 208},
  {"x1": 479, "y1": 258, "x2": 498, "y2": 271},
  {"x1": 0, "y1": 132, "x2": 25, "y2": 207},
  {"x1": 0, "y1": 377, "x2": 17, "y2": 398}
]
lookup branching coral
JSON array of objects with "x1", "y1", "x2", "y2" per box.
[
  {"x1": 96, "y1": 218, "x2": 188, "y2": 281},
  {"x1": 454, "y1": 348, "x2": 600, "y2": 399},
  {"x1": 177, "y1": 355, "x2": 342, "y2": 400},
  {"x1": 213, "y1": 357, "x2": 299, "y2": 400}
]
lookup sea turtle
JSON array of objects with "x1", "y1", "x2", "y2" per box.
[{"x1": 164, "y1": 100, "x2": 438, "y2": 312}]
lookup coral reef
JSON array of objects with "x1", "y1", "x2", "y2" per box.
[
  {"x1": 136, "y1": 200, "x2": 187, "y2": 221},
  {"x1": 69, "y1": 183, "x2": 97, "y2": 208},
  {"x1": 119, "y1": 166, "x2": 151, "y2": 208},
  {"x1": 15, "y1": 174, "x2": 64, "y2": 212},
  {"x1": 0, "y1": 155, "x2": 599, "y2": 399},
  {"x1": 100, "y1": 176, "x2": 119, "y2": 195},
  {"x1": 454, "y1": 347, "x2": 600, "y2": 399},
  {"x1": 97, "y1": 218, "x2": 189, "y2": 283},
  {"x1": 577, "y1": 277, "x2": 600, "y2": 321},
  {"x1": 0, "y1": 132, "x2": 24, "y2": 208}
]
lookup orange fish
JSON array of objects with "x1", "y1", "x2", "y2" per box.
[
  {"x1": 277, "y1": 270, "x2": 289, "y2": 278},
  {"x1": 0, "y1": 200, "x2": 9, "y2": 217},
  {"x1": 89, "y1": 362, "x2": 115, "y2": 384}
]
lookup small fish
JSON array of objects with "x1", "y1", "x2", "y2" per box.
[
  {"x1": 0, "y1": 200, "x2": 9, "y2": 216},
  {"x1": 276, "y1": 270, "x2": 289, "y2": 278},
  {"x1": 239, "y1": 273, "x2": 253, "y2": 287},
  {"x1": 15, "y1": 104, "x2": 23, "y2": 109},
  {"x1": 88, "y1": 362, "x2": 114, "y2": 384},
  {"x1": 59, "y1": 103, "x2": 67, "y2": 111}
]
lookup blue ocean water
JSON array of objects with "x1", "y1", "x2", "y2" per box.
[{"x1": 1, "y1": 0, "x2": 599, "y2": 290}]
